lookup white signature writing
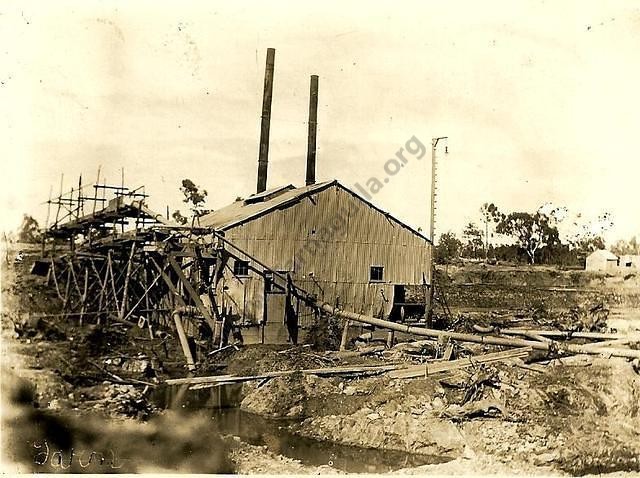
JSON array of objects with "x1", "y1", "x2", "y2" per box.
[{"x1": 32, "y1": 440, "x2": 125, "y2": 469}]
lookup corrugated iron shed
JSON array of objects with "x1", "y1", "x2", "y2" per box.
[{"x1": 200, "y1": 180, "x2": 431, "y2": 243}]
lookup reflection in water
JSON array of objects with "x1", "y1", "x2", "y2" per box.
[{"x1": 153, "y1": 384, "x2": 452, "y2": 473}]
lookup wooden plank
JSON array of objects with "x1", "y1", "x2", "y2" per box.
[
  {"x1": 50, "y1": 260, "x2": 63, "y2": 300},
  {"x1": 107, "y1": 251, "x2": 120, "y2": 314},
  {"x1": 165, "y1": 363, "x2": 402, "y2": 386},
  {"x1": 118, "y1": 242, "x2": 136, "y2": 321},
  {"x1": 339, "y1": 319, "x2": 350, "y2": 351},
  {"x1": 79, "y1": 267, "x2": 89, "y2": 326},
  {"x1": 62, "y1": 267, "x2": 72, "y2": 311},
  {"x1": 443, "y1": 341, "x2": 454, "y2": 360},
  {"x1": 388, "y1": 347, "x2": 533, "y2": 379},
  {"x1": 122, "y1": 268, "x2": 165, "y2": 322},
  {"x1": 151, "y1": 258, "x2": 188, "y2": 308}
]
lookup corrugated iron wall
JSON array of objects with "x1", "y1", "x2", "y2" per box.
[{"x1": 219, "y1": 185, "x2": 431, "y2": 324}]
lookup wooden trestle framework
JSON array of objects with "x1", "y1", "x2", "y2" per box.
[{"x1": 37, "y1": 178, "x2": 317, "y2": 367}]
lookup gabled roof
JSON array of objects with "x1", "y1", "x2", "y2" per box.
[
  {"x1": 199, "y1": 181, "x2": 335, "y2": 230},
  {"x1": 199, "y1": 180, "x2": 431, "y2": 243},
  {"x1": 587, "y1": 249, "x2": 618, "y2": 260}
]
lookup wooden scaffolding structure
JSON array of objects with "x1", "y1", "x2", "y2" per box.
[{"x1": 37, "y1": 178, "x2": 318, "y2": 369}]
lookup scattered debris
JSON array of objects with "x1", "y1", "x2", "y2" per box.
[
  {"x1": 441, "y1": 399, "x2": 504, "y2": 421},
  {"x1": 11, "y1": 313, "x2": 66, "y2": 341},
  {"x1": 388, "y1": 347, "x2": 532, "y2": 379}
]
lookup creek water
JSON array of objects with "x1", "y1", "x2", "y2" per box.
[{"x1": 152, "y1": 383, "x2": 452, "y2": 473}]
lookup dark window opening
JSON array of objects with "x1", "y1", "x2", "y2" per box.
[
  {"x1": 265, "y1": 270, "x2": 289, "y2": 293},
  {"x1": 370, "y1": 265, "x2": 384, "y2": 282},
  {"x1": 233, "y1": 260, "x2": 250, "y2": 277}
]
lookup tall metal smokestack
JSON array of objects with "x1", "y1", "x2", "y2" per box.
[
  {"x1": 305, "y1": 75, "x2": 319, "y2": 186},
  {"x1": 256, "y1": 48, "x2": 275, "y2": 194}
]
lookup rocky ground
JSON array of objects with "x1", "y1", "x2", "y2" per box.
[
  {"x1": 235, "y1": 350, "x2": 640, "y2": 475},
  {"x1": 2, "y1": 243, "x2": 640, "y2": 475}
]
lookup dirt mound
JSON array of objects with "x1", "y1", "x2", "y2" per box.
[
  {"x1": 285, "y1": 356, "x2": 640, "y2": 474},
  {"x1": 301, "y1": 410, "x2": 465, "y2": 458},
  {"x1": 240, "y1": 373, "x2": 340, "y2": 418},
  {"x1": 225, "y1": 345, "x2": 335, "y2": 376},
  {"x1": 294, "y1": 375, "x2": 466, "y2": 457},
  {"x1": 464, "y1": 357, "x2": 640, "y2": 474}
]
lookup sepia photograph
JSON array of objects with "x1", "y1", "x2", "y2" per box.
[{"x1": 1, "y1": 0, "x2": 639, "y2": 474}]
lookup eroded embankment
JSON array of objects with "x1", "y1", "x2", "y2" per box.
[{"x1": 235, "y1": 347, "x2": 640, "y2": 475}]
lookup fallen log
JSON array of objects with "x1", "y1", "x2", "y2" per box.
[
  {"x1": 578, "y1": 338, "x2": 634, "y2": 350},
  {"x1": 388, "y1": 347, "x2": 532, "y2": 379},
  {"x1": 320, "y1": 304, "x2": 640, "y2": 359},
  {"x1": 520, "y1": 332, "x2": 552, "y2": 343},
  {"x1": 498, "y1": 329, "x2": 637, "y2": 341}
]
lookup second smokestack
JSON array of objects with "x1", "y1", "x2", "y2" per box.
[
  {"x1": 305, "y1": 75, "x2": 319, "y2": 186},
  {"x1": 257, "y1": 48, "x2": 275, "y2": 193}
]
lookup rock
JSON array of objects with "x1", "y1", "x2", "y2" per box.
[
  {"x1": 432, "y1": 397, "x2": 445, "y2": 409},
  {"x1": 286, "y1": 404, "x2": 304, "y2": 417},
  {"x1": 462, "y1": 445, "x2": 476, "y2": 460},
  {"x1": 343, "y1": 385, "x2": 357, "y2": 396},
  {"x1": 533, "y1": 452, "x2": 556, "y2": 465},
  {"x1": 366, "y1": 412, "x2": 380, "y2": 420}
]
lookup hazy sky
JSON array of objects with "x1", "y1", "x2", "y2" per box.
[{"x1": 2, "y1": 1, "x2": 639, "y2": 244}]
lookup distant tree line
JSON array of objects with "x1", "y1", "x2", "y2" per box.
[
  {"x1": 611, "y1": 237, "x2": 640, "y2": 256},
  {"x1": 435, "y1": 202, "x2": 620, "y2": 267}
]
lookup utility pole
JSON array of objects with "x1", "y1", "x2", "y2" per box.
[{"x1": 426, "y1": 136, "x2": 448, "y2": 324}]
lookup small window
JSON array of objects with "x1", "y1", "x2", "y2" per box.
[
  {"x1": 233, "y1": 260, "x2": 250, "y2": 277},
  {"x1": 370, "y1": 265, "x2": 384, "y2": 282}
]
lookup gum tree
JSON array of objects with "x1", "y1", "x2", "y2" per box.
[
  {"x1": 495, "y1": 211, "x2": 560, "y2": 264},
  {"x1": 172, "y1": 179, "x2": 209, "y2": 227}
]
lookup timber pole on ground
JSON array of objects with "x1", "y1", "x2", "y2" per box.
[{"x1": 319, "y1": 303, "x2": 640, "y2": 360}]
